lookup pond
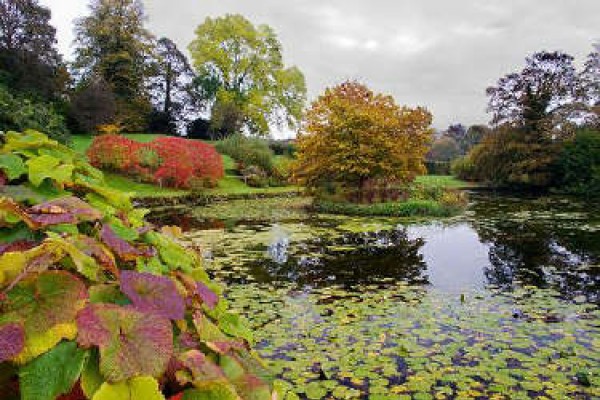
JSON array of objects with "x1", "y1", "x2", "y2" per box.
[{"x1": 150, "y1": 192, "x2": 600, "y2": 399}]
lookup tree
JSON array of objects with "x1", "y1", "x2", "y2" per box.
[
  {"x1": 0, "y1": 83, "x2": 69, "y2": 142},
  {"x1": 486, "y1": 51, "x2": 581, "y2": 133},
  {"x1": 73, "y1": 0, "x2": 154, "y2": 131},
  {"x1": 147, "y1": 37, "x2": 201, "y2": 134},
  {"x1": 0, "y1": 0, "x2": 67, "y2": 99},
  {"x1": 427, "y1": 136, "x2": 460, "y2": 162},
  {"x1": 580, "y1": 43, "x2": 600, "y2": 127},
  {"x1": 69, "y1": 75, "x2": 116, "y2": 133},
  {"x1": 189, "y1": 14, "x2": 306, "y2": 136},
  {"x1": 293, "y1": 81, "x2": 433, "y2": 196},
  {"x1": 463, "y1": 124, "x2": 490, "y2": 152},
  {"x1": 467, "y1": 125, "x2": 562, "y2": 187}
]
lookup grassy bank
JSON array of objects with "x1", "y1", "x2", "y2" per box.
[
  {"x1": 314, "y1": 198, "x2": 463, "y2": 217},
  {"x1": 415, "y1": 174, "x2": 476, "y2": 189}
]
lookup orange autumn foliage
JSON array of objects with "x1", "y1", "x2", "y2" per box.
[{"x1": 292, "y1": 81, "x2": 433, "y2": 192}]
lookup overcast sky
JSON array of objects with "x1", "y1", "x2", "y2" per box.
[{"x1": 41, "y1": 0, "x2": 599, "y2": 130}]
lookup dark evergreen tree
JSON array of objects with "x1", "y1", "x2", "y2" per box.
[{"x1": 0, "y1": 0, "x2": 68, "y2": 99}]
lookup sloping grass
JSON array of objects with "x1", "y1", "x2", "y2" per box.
[
  {"x1": 415, "y1": 175, "x2": 472, "y2": 189},
  {"x1": 104, "y1": 173, "x2": 187, "y2": 198}
]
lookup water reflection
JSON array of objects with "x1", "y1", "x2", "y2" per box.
[
  {"x1": 470, "y1": 195, "x2": 600, "y2": 302},
  {"x1": 249, "y1": 226, "x2": 427, "y2": 287},
  {"x1": 169, "y1": 192, "x2": 599, "y2": 302}
]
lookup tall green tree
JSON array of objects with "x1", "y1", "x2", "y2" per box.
[
  {"x1": 189, "y1": 14, "x2": 306, "y2": 137},
  {"x1": 0, "y1": 0, "x2": 67, "y2": 99},
  {"x1": 146, "y1": 37, "x2": 201, "y2": 134},
  {"x1": 73, "y1": 0, "x2": 154, "y2": 131}
]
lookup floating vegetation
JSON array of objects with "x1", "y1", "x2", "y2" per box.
[{"x1": 228, "y1": 283, "x2": 600, "y2": 399}]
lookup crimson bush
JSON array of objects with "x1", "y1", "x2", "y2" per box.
[{"x1": 87, "y1": 135, "x2": 224, "y2": 189}]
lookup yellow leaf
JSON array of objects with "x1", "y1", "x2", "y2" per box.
[
  {"x1": 12, "y1": 322, "x2": 77, "y2": 364},
  {"x1": 92, "y1": 376, "x2": 165, "y2": 400}
]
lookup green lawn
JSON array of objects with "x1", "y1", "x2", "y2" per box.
[
  {"x1": 104, "y1": 173, "x2": 186, "y2": 198},
  {"x1": 415, "y1": 175, "x2": 472, "y2": 189}
]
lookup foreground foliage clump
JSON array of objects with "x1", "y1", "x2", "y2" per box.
[
  {"x1": 0, "y1": 130, "x2": 273, "y2": 399},
  {"x1": 87, "y1": 134, "x2": 224, "y2": 189}
]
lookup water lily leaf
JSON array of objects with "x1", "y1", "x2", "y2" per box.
[
  {"x1": 76, "y1": 304, "x2": 173, "y2": 382},
  {"x1": 0, "y1": 154, "x2": 27, "y2": 180},
  {"x1": 91, "y1": 376, "x2": 165, "y2": 400},
  {"x1": 120, "y1": 271, "x2": 185, "y2": 320},
  {"x1": 0, "y1": 322, "x2": 24, "y2": 362},
  {"x1": 18, "y1": 341, "x2": 88, "y2": 400},
  {"x1": 100, "y1": 225, "x2": 154, "y2": 262}
]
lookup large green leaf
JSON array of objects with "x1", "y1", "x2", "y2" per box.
[
  {"x1": 26, "y1": 155, "x2": 73, "y2": 186},
  {"x1": 81, "y1": 350, "x2": 104, "y2": 399},
  {"x1": 76, "y1": 304, "x2": 173, "y2": 382},
  {"x1": 18, "y1": 341, "x2": 88, "y2": 400},
  {"x1": 91, "y1": 376, "x2": 165, "y2": 400},
  {"x1": 0, "y1": 154, "x2": 27, "y2": 180},
  {"x1": 144, "y1": 231, "x2": 200, "y2": 272}
]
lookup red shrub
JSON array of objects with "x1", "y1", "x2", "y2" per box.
[{"x1": 87, "y1": 135, "x2": 224, "y2": 189}]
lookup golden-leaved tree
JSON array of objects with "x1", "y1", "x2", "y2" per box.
[{"x1": 293, "y1": 81, "x2": 433, "y2": 198}]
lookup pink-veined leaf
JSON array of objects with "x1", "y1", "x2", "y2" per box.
[
  {"x1": 76, "y1": 303, "x2": 173, "y2": 382},
  {"x1": 3, "y1": 271, "x2": 87, "y2": 336},
  {"x1": 0, "y1": 196, "x2": 101, "y2": 230},
  {"x1": 120, "y1": 271, "x2": 185, "y2": 320},
  {"x1": 0, "y1": 322, "x2": 24, "y2": 362},
  {"x1": 0, "y1": 240, "x2": 38, "y2": 256},
  {"x1": 71, "y1": 235, "x2": 119, "y2": 279},
  {"x1": 205, "y1": 340, "x2": 248, "y2": 356},
  {"x1": 28, "y1": 196, "x2": 102, "y2": 226},
  {"x1": 100, "y1": 225, "x2": 155, "y2": 262},
  {"x1": 196, "y1": 282, "x2": 219, "y2": 310}
]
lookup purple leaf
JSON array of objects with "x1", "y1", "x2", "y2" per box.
[
  {"x1": 100, "y1": 225, "x2": 154, "y2": 261},
  {"x1": 27, "y1": 196, "x2": 102, "y2": 227},
  {"x1": 120, "y1": 271, "x2": 185, "y2": 320},
  {"x1": 196, "y1": 282, "x2": 219, "y2": 309},
  {"x1": 76, "y1": 303, "x2": 173, "y2": 382},
  {"x1": 0, "y1": 323, "x2": 24, "y2": 362}
]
